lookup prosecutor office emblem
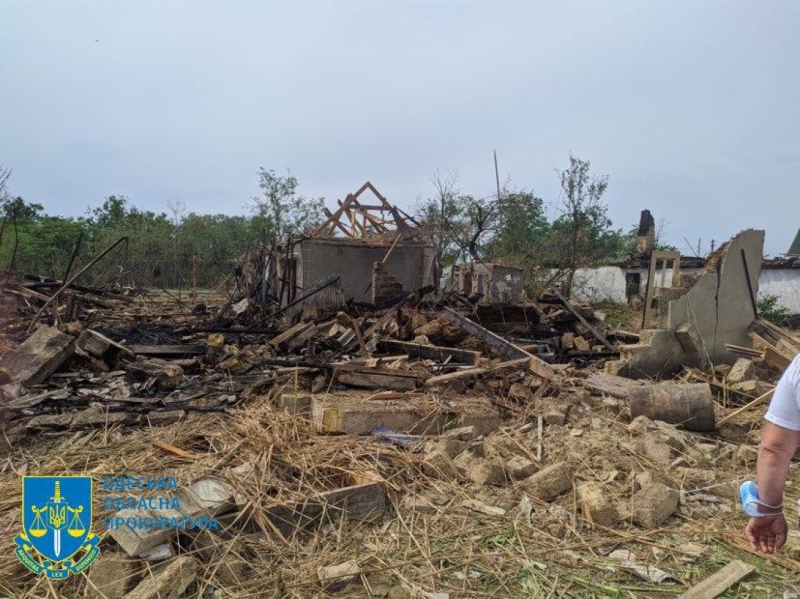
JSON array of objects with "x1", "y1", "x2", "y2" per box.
[{"x1": 15, "y1": 476, "x2": 100, "y2": 579}]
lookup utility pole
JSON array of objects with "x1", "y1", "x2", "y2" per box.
[{"x1": 493, "y1": 150, "x2": 502, "y2": 203}]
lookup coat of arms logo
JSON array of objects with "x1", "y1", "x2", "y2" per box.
[{"x1": 15, "y1": 477, "x2": 100, "y2": 579}]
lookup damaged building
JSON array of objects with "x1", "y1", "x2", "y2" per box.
[
  {"x1": 240, "y1": 182, "x2": 436, "y2": 310},
  {"x1": 609, "y1": 229, "x2": 765, "y2": 378},
  {"x1": 450, "y1": 262, "x2": 525, "y2": 303},
  {"x1": 569, "y1": 211, "x2": 800, "y2": 315}
]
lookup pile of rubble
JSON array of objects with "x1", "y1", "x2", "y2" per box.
[{"x1": 0, "y1": 216, "x2": 799, "y2": 596}]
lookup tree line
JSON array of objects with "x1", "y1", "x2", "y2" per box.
[{"x1": 0, "y1": 157, "x2": 655, "y2": 295}]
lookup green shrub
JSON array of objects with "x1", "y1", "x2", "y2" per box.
[{"x1": 757, "y1": 294, "x2": 790, "y2": 326}]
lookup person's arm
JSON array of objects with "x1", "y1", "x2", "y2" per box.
[
  {"x1": 757, "y1": 422, "x2": 798, "y2": 505},
  {"x1": 745, "y1": 422, "x2": 800, "y2": 553}
]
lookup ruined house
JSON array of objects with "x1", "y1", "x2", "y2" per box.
[
  {"x1": 608, "y1": 229, "x2": 765, "y2": 378},
  {"x1": 452, "y1": 262, "x2": 525, "y2": 303},
  {"x1": 268, "y1": 182, "x2": 435, "y2": 307}
]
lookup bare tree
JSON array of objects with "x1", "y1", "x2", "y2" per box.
[{"x1": 0, "y1": 164, "x2": 11, "y2": 203}]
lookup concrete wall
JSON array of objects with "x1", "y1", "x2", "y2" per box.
[
  {"x1": 611, "y1": 229, "x2": 765, "y2": 378},
  {"x1": 570, "y1": 267, "x2": 628, "y2": 304},
  {"x1": 759, "y1": 269, "x2": 800, "y2": 314},
  {"x1": 296, "y1": 239, "x2": 435, "y2": 304}
]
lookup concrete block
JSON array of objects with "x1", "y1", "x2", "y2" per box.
[
  {"x1": 86, "y1": 553, "x2": 143, "y2": 598},
  {"x1": 632, "y1": 482, "x2": 679, "y2": 528},
  {"x1": 543, "y1": 409, "x2": 566, "y2": 426},
  {"x1": 636, "y1": 437, "x2": 674, "y2": 467},
  {"x1": 577, "y1": 482, "x2": 618, "y2": 527},
  {"x1": 462, "y1": 457, "x2": 506, "y2": 486},
  {"x1": 0, "y1": 326, "x2": 74, "y2": 387},
  {"x1": 182, "y1": 477, "x2": 237, "y2": 517},
  {"x1": 522, "y1": 462, "x2": 573, "y2": 501},
  {"x1": 122, "y1": 556, "x2": 196, "y2": 599},
  {"x1": 505, "y1": 455, "x2": 537, "y2": 480},
  {"x1": 422, "y1": 450, "x2": 460, "y2": 481},
  {"x1": 317, "y1": 560, "x2": 361, "y2": 591},
  {"x1": 277, "y1": 392, "x2": 312, "y2": 416},
  {"x1": 109, "y1": 509, "x2": 171, "y2": 558}
]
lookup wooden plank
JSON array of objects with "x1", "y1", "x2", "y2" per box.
[
  {"x1": 312, "y1": 396, "x2": 439, "y2": 434},
  {"x1": 0, "y1": 326, "x2": 75, "y2": 387},
  {"x1": 262, "y1": 479, "x2": 386, "y2": 538},
  {"x1": 129, "y1": 345, "x2": 205, "y2": 357},
  {"x1": 426, "y1": 367, "x2": 487, "y2": 387},
  {"x1": 333, "y1": 366, "x2": 421, "y2": 391},
  {"x1": 270, "y1": 322, "x2": 313, "y2": 350},
  {"x1": 381, "y1": 339, "x2": 481, "y2": 365},
  {"x1": 552, "y1": 290, "x2": 615, "y2": 351},
  {"x1": 442, "y1": 307, "x2": 532, "y2": 360},
  {"x1": 679, "y1": 560, "x2": 754, "y2": 599},
  {"x1": 750, "y1": 332, "x2": 792, "y2": 371},
  {"x1": 716, "y1": 388, "x2": 775, "y2": 425},
  {"x1": 582, "y1": 372, "x2": 645, "y2": 399}
]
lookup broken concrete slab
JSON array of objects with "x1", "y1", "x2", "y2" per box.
[
  {"x1": 0, "y1": 326, "x2": 75, "y2": 387},
  {"x1": 122, "y1": 556, "x2": 196, "y2": 599}
]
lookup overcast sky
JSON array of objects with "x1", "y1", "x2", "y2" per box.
[{"x1": 2, "y1": 1, "x2": 798, "y2": 255}]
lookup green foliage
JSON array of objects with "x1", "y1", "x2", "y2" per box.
[
  {"x1": 757, "y1": 294, "x2": 790, "y2": 326},
  {"x1": 416, "y1": 156, "x2": 627, "y2": 296},
  {"x1": 0, "y1": 168, "x2": 328, "y2": 289},
  {"x1": 251, "y1": 168, "x2": 324, "y2": 242}
]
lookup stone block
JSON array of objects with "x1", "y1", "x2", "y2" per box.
[
  {"x1": 727, "y1": 358, "x2": 755, "y2": 384},
  {"x1": 632, "y1": 482, "x2": 679, "y2": 528},
  {"x1": 505, "y1": 455, "x2": 537, "y2": 480},
  {"x1": 522, "y1": 462, "x2": 573, "y2": 501},
  {"x1": 422, "y1": 450, "x2": 460, "y2": 481},
  {"x1": 122, "y1": 556, "x2": 196, "y2": 599},
  {"x1": 317, "y1": 560, "x2": 361, "y2": 592},
  {"x1": 577, "y1": 482, "x2": 618, "y2": 527},
  {"x1": 86, "y1": 553, "x2": 143, "y2": 598},
  {"x1": 277, "y1": 393, "x2": 312, "y2": 416}
]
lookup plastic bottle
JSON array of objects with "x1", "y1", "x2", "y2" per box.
[{"x1": 739, "y1": 481, "x2": 783, "y2": 517}]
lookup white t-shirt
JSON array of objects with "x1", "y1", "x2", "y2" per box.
[{"x1": 765, "y1": 355, "x2": 800, "y2": 431}]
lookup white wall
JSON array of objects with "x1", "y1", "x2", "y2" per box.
[
  {"x1": 570, "y1": 267, "x2": 628, "y2": 303},
  {"x1": 569, "y1": 266, "x2": 800, "y2": 315},
  {"x1": 759, "y1": 270, "x2": 800, "y2": 314}
]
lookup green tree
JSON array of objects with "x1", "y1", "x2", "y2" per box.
[
  {"x1": 548, "y1": 155, "x2": 613, "y2": 296},
  {"x1": 251, "y1": 168, "x2": 324, "y2": 241}
]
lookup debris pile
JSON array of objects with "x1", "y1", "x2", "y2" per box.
[{"x1": 0, "y1": 219, "x2": 798, "y2": 596}]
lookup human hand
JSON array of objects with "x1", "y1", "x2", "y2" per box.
[{"x1": 745, "y1": 514, "x2": 788, "y2": 553}]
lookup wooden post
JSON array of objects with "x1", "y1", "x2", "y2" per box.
[{"x1": 191, "y1": 253, "x2": 198, "y2": 304}]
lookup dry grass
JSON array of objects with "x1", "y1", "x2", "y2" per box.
[{"x1": 1, "y1": 376, "x2": 798, "y2": 598}]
